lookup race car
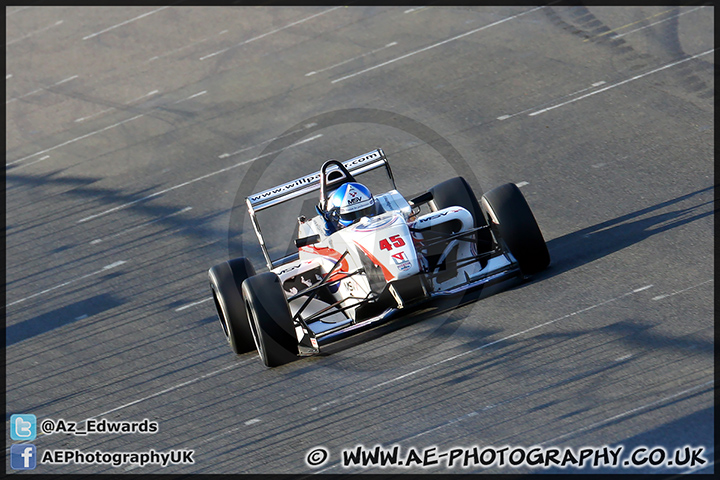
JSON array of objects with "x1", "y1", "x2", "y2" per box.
[{"x1": 209, "y1": 148, "x2": 550, "y2": 367}]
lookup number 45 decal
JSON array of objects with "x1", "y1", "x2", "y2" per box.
[{"x1": 379, "y1": 235, "x2": 406, "y2": 251}]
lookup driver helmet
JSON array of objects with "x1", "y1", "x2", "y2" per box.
[{"x1": 327, "y1": 182, "x2": 375, "y2": 227}]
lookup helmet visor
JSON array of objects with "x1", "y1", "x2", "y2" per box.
[{"x1": 340, "y1": 204, "x2": 374, "y2": 223}]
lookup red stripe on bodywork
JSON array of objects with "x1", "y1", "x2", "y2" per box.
[
  {"x1": 353, "y1": 241, "x2": 394, "y2": 281},
  {"x1": 299, "y1": 245, "x2": 349, "y2": 281}
]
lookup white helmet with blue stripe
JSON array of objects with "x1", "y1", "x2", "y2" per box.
[{"x1": 327, "y1": 182, "x2": 375, "y2": 227}]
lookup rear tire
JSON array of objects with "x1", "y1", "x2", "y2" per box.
[
  {"x1": 429, "y1": 176, "x2": 493, "y2": 248},
  {"x1": 208, "y1": 258, "x2": 256, "y2": 354},
  {"x1": 242, "y1": 272, "x2": 299, "y2": 367},
  {"x1": 481, "y1": 183, "x2": 550, "y2": 275}
]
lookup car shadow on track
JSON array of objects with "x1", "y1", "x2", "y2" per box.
[
  {"x1": 5, "y1": 292, "x2": 125, "y2": 347},
  {"x1": 296, "y1": 186, "x2": 714, "y2": 371},
  {"x1": 298, "y1": 304, "x2": 502, "y2": 372},
  {"x1": 541, "y1": 404, "x2": 714, "y2": 474},
  {"x1": 532, "y1": 185, "x2": 714, "y2": 283},
  {"x1": 5, "y1": 168, "x2": 230, "y2": 244}
]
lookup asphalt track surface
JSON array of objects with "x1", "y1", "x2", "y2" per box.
[{"x1": 5, "y1": 5, "x2": 714, "y2": 475}]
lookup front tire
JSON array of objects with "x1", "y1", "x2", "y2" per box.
[
  {"x1": 481, "y1": 183, "x2": 550, "y2": 276},
  {"x1": 429, "y1": 176, "x2": 493, "y2": 249},
  {"x1": 242, "y1": 272, "x2": 299, "y2": 367},
  {"x1": 208, "y1": 258, "x2": 256, "y2": 354}
]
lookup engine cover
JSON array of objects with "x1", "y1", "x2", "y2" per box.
[{"x1": 340, "y1": 212, "x2": 421, "y2": 282}]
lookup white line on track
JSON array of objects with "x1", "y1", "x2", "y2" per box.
[
  {"x1": 74, "y1": 90, "x2": 159, "y2": 123},
  {"x1": 176, "y1": 297, "x2": 213, "y2": 312},
  {"x1": 127, "y1": 90, "x2": 160, "y2": 104},
  {"x1": 5, "y1": 261, "x2": 126, "y2": 308},
  {"x1": 173, "y1": 90, "x2": 207, "y2": 104},
  {"x1": 89, "y1": 206, "x2": 192, "y2": 244},
  {"x1": 6, "y1": 75, "x2": 78, "y2": 105},
  {"x1": 218, "y1": 122, "x2": 317, "y2": 159},
  {"x1": 72, "y1": 360, "x2": 254, "y2": 428},
  {"x1": 306, "y1": 42, "x2": 398, "y2": 76},
  {"x1": 6, "y1": 74, "x2": 12, "y2": 79},
  {"x1": 311, "y1": 284, "x2": 654, "y2": 412},
  {"x1": 652, "y1": 278, "x2": 713, "y2": 301},
  {"x1": 192, "y1": 414, "x2": 271, "y2": 448},
  {"x1": 194, "y1": 417, "x2": 266, "y2": 446},
  {"x1": 77, "y1": 134, "x2": 323, "y2": 223},
  {"x1": 615, "y1": 6, "x2": 706, "y2": 39},
  {"x1": 145, "y1": 30, "x2": 228, "y2": 64},
  {"x1": 315, "y1": 462, "x2": 338, "y2": 473},
  {"x1": 529, "y1": 49, "x2": 714, "y2": 116},
  {"x1": 516, "y1": 181, "x2": 529, "y2": 188},
  {"x1": 540, "y1": 380, "x2": 714, "y2": 445},
  {"x1": 405, "y1": 411, "x2": 480, "y2": 443},
  {"x1": 6, "y1": 19, "x2": 63, "y2": 46},
  {"x1": 199, "y1": 7, "x2": 342, "y2": 61},
  {"x1": 10, "y1": 155, "x2": 51, "y2": 171},
  {"x1": 331, "y1": 6, "x2": 545, "y2": 83},
  {"x1": 497, "y1": 81, "x2": 606, "y2": 120},
  {"x1": 7, "y1": 92, "x2": 36, "y2": 105},
  {"x1": 6, "y1": 6, "x2": 31, "y2": 16},
  {"x1": 82, "y1": 6, "x2": 169, "y2": 40},
  {"x1": 75, "y1": 108, "x2": 116, "y2": 123},
  {"x1": 7, "y1": 114, "x2": 144, "y2": 166},
  {"x1": 54, "y1": 75, "x2": 78, "y2": 86}
]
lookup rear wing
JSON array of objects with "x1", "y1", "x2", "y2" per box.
[{"x1": 246, "y1": 148, "x2": 396, "y2": 269}]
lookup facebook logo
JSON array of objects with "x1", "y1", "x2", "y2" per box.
[
  {"x1": 11, "y1": 444, "x2": 37, "y2": 470},
  {"x1": 10, "y1": 414, "x2": 36, "y2": 440}
]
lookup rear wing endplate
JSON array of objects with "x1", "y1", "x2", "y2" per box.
[{"x1": 246, "y1": 148, "x2": 396, "y2": 269}]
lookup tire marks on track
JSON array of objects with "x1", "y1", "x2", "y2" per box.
[{"x1": 543, "y1": 5, "x2": 714, "y2": 100}]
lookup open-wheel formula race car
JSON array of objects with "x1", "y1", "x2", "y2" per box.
[{"x1": 209, "y1": 149, "x2": 550, "y2": 367}]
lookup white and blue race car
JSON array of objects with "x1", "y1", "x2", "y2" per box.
[{"x1": 209, "y1": 149, "x2": 550, "y2": 367}]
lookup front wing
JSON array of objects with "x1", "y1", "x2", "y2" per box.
[{"x1": 294, "y1": 248, "x2": 523, "y2": 355}]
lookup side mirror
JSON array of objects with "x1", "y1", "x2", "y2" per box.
[
  {"x1": 409, "y1": 191, "x2": 433, "y2": 207},
  {"x1": 295, "y1": 234, "x2": 321, "y2": 248}
]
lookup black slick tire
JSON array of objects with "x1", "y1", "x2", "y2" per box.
[
  {"x1": 242, "y1": 272, "x2": 299, "y2": 367},
  {"x1": 208, "y1": 257, "x2": 256, "y2": 354},
  {"x1": 481, "y1": 183, "x2": 550, "y2": 276}
]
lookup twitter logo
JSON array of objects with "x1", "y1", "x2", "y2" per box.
[{"x1": 10, "y1": 414, "x2": 36, "y2": 441}]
